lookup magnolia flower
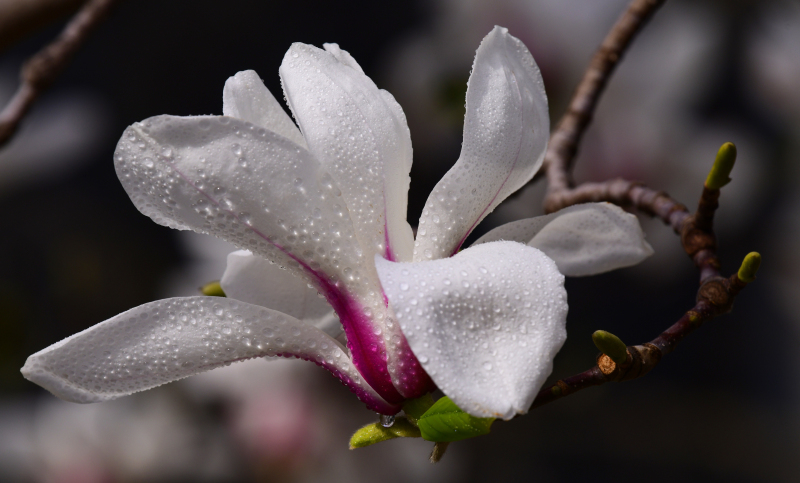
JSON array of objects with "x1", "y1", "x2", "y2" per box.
[{"x1": 22, "y1": 27, "x2": 651, "y2": 421}]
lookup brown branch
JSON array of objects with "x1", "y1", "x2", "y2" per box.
[
  {"x1": 0, "y1": 0, "x2": 118, "y2": 149},
  {"x1": 523, "y1": 0, "x2": 763, "y2": 414},
  {"x1": 0, "y1": 0, "x2": 87, "y2": 53},
  {"x1": 529, "y1": 164, "x2": 748, "y2": 409},
  {"x1": 532, "y1": 273, "x2": 750, "y2": 410},
  {"x1": 543, "y1": 0, "x2": 665, "y2": 199}
]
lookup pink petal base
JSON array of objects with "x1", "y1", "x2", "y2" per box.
[{"x1": 275, "y1": 353, "x2": 401, "y2": 415}]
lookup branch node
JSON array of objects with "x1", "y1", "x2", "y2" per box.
[{"x1": 680, "y1": 215, "x2": 717, "y2": 259}]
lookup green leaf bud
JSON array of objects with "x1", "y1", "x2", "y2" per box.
[
  {"x1": 200, "y1": 281, "x2": 226, "y2": 297},
  {"x1": 592, "y1": 330, "x2": 628, "y2": 364},
  {"x1": 705, "y1": 142, "x2": 737, "y2": 190},
  {"x1": 349, "y1": 418, "x2": 421, "y2": 449},
  {"x1": 737, "y1": 252, "x2": 762, "y2": 283}
]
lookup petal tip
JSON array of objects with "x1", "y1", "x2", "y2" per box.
[{"x1": 21, "y1": 356, "x2": 105, "y2": 404}]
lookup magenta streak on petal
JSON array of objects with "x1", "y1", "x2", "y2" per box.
[
  {"x1": 275, "y1": 353, "x2": 401, "y2": 415},
  {"x1": 390, "y1": 334, "x2": 436, "y2": 398},
  {"x1": 198, "y1": 354, "x2": 398, "y2": 415},
  {"x1": 302, "y1": 269, "x2": 404, "y2": 404},
  {"x1": 449, "y1": 68, "x2": 526, "y2": 257},
  {"x1": 163, "y1": 157, "x2": 403, "y2": 405},
  {"x1": 383, "y1": 216, "x2": 396, "y2": 262},
  {"x1": 377, "y1": 274, "x2": 435, "y2": 398}
]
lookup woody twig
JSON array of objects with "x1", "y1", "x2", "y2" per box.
[{"x1": 0, "y1": 0, "x2": 118, "y2": 149}]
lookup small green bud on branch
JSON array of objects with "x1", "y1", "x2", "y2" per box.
[
  {"x1": 200, "y1": 281, "x2": 226, "y2": 297},
  {"x1": 705, "y1": 142, "x2": 737, "y2": 190},
  {"x1": 737, "y1": 252, "x2": 762, "y2": 283},
  {"x1": 592, "y1": 330, "x2": 628, "y2": 364},
  {"x1": 349, "y1": 417, "x2": 421, "y2": 449}
]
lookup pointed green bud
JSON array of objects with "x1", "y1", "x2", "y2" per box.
[
  {"x1": 349, "y1": 417, "x2": 421, "y2": 449},
  {"x1": 737, "y1": 252, "x2": 761, "y2": 283},
  {"x1": 200, "y1": 281, "x2": 226, "y2": 297},
  {"x1": 592, "y1": 330, "x2": 628, "y2": 364},
  {"x1": 402, "y1": 394, "x2": 435, "y2": 425},
  {"x1": 705, "y1": 142, "x2": 737, "y2": 189},
  {"x1": 429, "y1": 442, "x2": 450, "y2": 463},
  {"x1": 417, "y1": 397, "x2": 495, "y2": 442}
]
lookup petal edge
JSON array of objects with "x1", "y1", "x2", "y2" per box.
[{"x1": 377, "y1": 241, "x2": 567, "y2": 419}]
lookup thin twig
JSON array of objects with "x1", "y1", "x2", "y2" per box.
[
  {"x1": 0, "y1": 0, "x2": 86, "y2": 53},
  {"x1": 533, "y1": 273, "x2": 749, "y2": 409},
  {"x1": 543, "y1": 0, "x2": 665, "y2": 205},
  {"x1": 0, "y1": 0, "x2": 118, "y2": 148},
  {"x1": 531, "y1": 130, "x2": 750, "y2": 409},
  {"x1": 526, "y1": 0, "x2": 759, "y2": 414}
]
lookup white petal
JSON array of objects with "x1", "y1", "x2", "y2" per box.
[
  {"x1": 115, "y1": 114, "x2": 376, "y2": 304},
  {"x1": 115, "y1": 116, "x2": 409, "y2": 402},
  {"x1": 222, "y1": 70, "x2": 307, "y2": 148},
  {"x1": 414, "y1": 26, "x2": 549, "y2": 261},
  {"x1": 474, "y1": 203, "x2": 654, "y2": 276},
  {"x1": 220, "y1": 250, "x2": 341, "y2": 337},
  {"x1": 376, "y1": 241, "x2": 568, "y2": 420},
  {"x1": 21, "y1": 297, "x2": 397, "y2": 413},
  {"x1": 321, "y1": 43, "x2": 365, "y2": 74},
  {"x1": 280, "y1": 42, "x2": 415, "y2": 263}
]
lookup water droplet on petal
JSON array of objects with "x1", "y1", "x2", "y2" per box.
[{"x1": 380, "y1": 414, "x2": 395, "y2": 428}]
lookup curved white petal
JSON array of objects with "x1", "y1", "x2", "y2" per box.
[
  {"x1": 414, "y1": 26, "x2": 550, "y2": 261},
  {"x1": 474, "y1": 203, "x2": 654, "y2": 277},
  {"x1": 220, "y1": 250, "x2": 341, "y2": 337},
  {"x1": 376, "y1": 241, "x2": 568, "y2": 420},
  {"x1": 115, "y1": 115, "x2": 408, "y2": 403},
  {"x1": 21, "y1": 297, "x2": 398, "y2": 414},
  {"x1": 222, "y1": 70, "x2": 307, "y2": 148},
  {"x1": 280, "y1": 42, "x2": 415, "y2": 263},
  {"x1": 115, "y1": 114, "x2": 376, "y2": 303}
]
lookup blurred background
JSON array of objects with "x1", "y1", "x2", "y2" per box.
[{"x1": 0, "y1": 0, "x2": 798, "y2": 481}]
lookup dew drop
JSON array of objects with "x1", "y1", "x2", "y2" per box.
[{"x1": 380, "y1": 414, "x2": 395, "y2": 428}]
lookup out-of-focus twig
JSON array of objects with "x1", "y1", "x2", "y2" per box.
[
  {"x1": 528, "y1": 0, "x2": 760, "y2": 413},
  {"x1": 542, "y1": 0, "x2": 665, "y2": 207},
  {"x1": 0, "y1": 0, "x2": 86, "y2": 53},
  {"x1": 0, "y1": 0, "x2": 118, "y2": 149}
]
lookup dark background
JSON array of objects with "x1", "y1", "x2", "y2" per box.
[{"x1": 1, "y1": 0, "x2": 798, "y2": 481}]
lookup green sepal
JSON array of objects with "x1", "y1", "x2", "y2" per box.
[
  {"x1": 200, "y1": 281, "x2": 226, "y2": 297},
  {"x1": 705, "y1": 142, "x2": 737, "y2": 189},
  {"x1": 349, "y1": 417, "x2": 421, "y2": 449},
  {"x1": 737, "y1": 252, "x2": 761, "y2": 283},
  {"x1": 417, "y1": 397, "x2": 495, "y2": 442},
  {"x1": 402, "y1": 393, "x2": 435, "y2": 425},
  {"x1": 591, "y1": 330, "x2": 628, "y2": 364}
]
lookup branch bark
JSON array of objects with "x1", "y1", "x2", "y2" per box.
[
  {"x1": 0, "y1": 0, "x2": 86, "y2": 53},
  {"x1": 543, "y1": 0, "x2": 665, "y2": 203},
  {"x1": 0, "y1": 0, "x2": 118, "y2": 149},
  {"x1": 527, "y1": 0, "x2": 757, "y2": 412}
]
